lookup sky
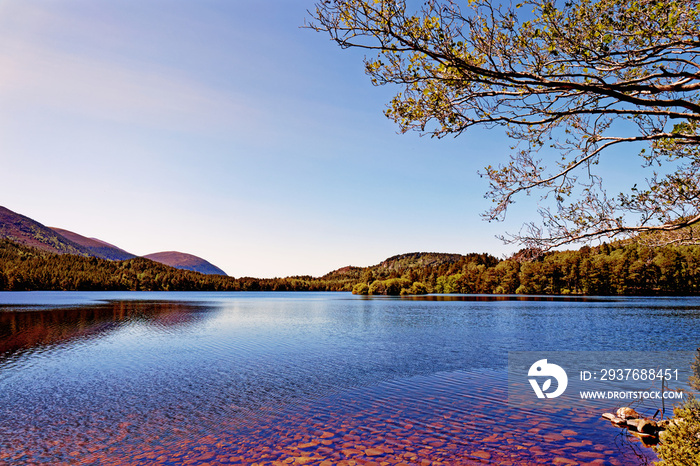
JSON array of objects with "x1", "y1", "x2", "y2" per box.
[{"x1": 0, "y1": 1, "x2": 600, "y2": 278}]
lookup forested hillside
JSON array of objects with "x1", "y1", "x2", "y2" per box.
[
  {"x1": 1, "y1": 239, "x2": 699, "y2": 295},
  {"x1": 349, "y1": 243, "x2": 700, "y2": 295},
  {"x1": 0, "y1": 240, "x2": 344, "y2": 292}
]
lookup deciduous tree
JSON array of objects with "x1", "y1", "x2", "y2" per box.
[{"x1": 308, "y1": 0, "x2": 700, "y2": 249}]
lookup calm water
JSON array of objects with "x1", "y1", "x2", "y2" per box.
[{"x1": 0, "y1": 291, "x2": 698, "y2": 465}]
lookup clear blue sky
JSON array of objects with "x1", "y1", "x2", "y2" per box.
[{"x1": 0, "y1": 1, "x2": 558, "y2": 277}]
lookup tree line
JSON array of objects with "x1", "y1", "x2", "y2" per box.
[{"x1": 1, "y1": 238, "x2": 700, "y2": 295}]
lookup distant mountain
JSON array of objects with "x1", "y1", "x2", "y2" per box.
[
  {"x1": 0, "y1": 207, "x2": 221, "y2": 272},
  {"x1": 143, "y1": 251, "x2": 227, "y2": 276},
  {"x1": 49, "y1": 227, "x2": 135, "y2": 261},
  {"x1": 0, "y1": 206, "x2": 93, "y2": 256}
]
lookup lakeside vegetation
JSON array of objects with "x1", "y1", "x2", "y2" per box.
[
  {"x1": 654, "y1": 351, "x2": 700, "y2": 465},
  {"x1": 2, "y1": 238, "x2": 700, "y2": 295}
]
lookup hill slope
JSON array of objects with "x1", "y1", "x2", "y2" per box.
[
  {"x1": 49, "y1": 227, "x2": 136, "y2": 261},
  {"x1": 143, "y1": 251, "x2": 227, "y2": 276},
  {"x1": 0, "y1": 239, "x2": 239, "y2": 291},
  {"x1": 322, "y1": 252, "x2": 473, "y2": 281},
  {"x1": 0, "y1": 206, "x2": 93, "y2": 256},
  {"x1": 0, "y1": 206, "x2": 221, "y2": 270},
  {"x1": 379, "y1": 252, "x2": 465, "y2": 270}
]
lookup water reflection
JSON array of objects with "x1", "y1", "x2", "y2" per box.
[
  {"x1": 0, "y1": 300, "x2": 215, "y2": 359},
  {"x1": 369, "y1": 294, "x2": 611, "y2": 302}
]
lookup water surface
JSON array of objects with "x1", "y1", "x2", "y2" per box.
[{"x1": 0, "y1": 291, "x2": 698, "y2": 465}]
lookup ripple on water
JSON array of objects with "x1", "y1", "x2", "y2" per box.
[
  {"x1": 3, "y1": 369, "x2": 656, "y2": 466},
  {"x1": 2, "y1": 293, "x2": 690, "y2": 465}
]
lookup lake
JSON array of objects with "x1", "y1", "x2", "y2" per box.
[{"x1": 0, "y1": 291, "x2": 698, "y2": 465}]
